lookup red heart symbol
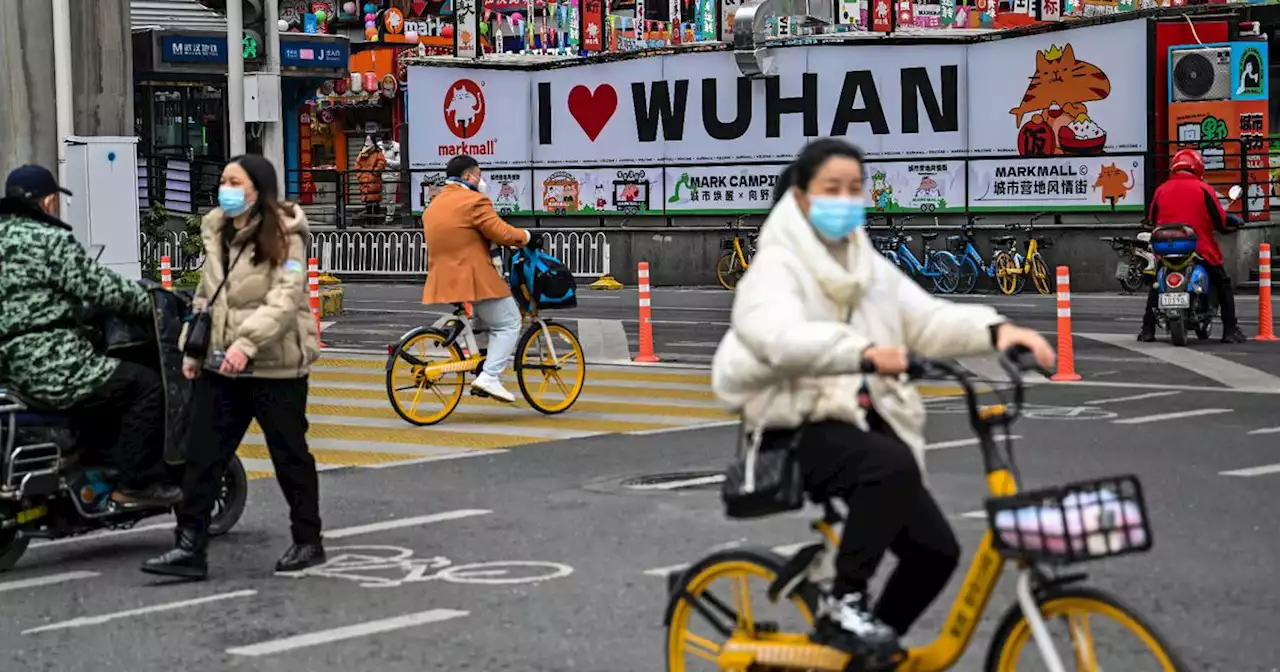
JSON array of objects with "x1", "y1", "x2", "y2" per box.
[{"x1": 567, "y1": 84, "x2": 617, "y2": 142}]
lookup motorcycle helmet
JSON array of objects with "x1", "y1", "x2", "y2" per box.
[{"x1": 1171, "y1": 149, "x2": 1205, "y2": 179}]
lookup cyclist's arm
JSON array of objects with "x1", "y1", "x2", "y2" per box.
[
  {"x1": 895, "y1": 264, "x2": 1005, "y2": 358},
  {"x1": 471, "y1": 197, "x2": 529, "y2": 247},
  {"x1": 729, "y1": 250, "x2": 872, "y2": 378},
  {"x1": 1201, "y1": 185, "x2": 1230, "y2": 233},
  {"x1": 44, "y1": 227, "x2": 149, "y2": 319}
]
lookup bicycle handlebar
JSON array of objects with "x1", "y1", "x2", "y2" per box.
[{"x1": 859, "y1": 346, "x2": 1048, "y2": 431}]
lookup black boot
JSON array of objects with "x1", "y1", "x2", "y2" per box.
[
  {"x1": 140, "y1": 527, "x2": 208, "y2": 580},
  {"x1": 275, "y1": 542, "x2": 326, "y2": 573},
  {"x1": 1222, "y1": 327, "x2": 1247, "y2": 344},
  {"x1": 1137, "y1": 329, "x2": 1156, "y2": 342}
]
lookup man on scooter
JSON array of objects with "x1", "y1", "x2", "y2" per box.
[
  {"x1": 0, "y1": 165, "x2": 180, "y2": 507},
  {"x1": 1140, "y1": 149, "x2": 1247, "y2": 344}
]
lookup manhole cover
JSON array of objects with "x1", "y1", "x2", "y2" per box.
[{"x1": 620, "y1": 471, "x2": 725, "y2": 491}]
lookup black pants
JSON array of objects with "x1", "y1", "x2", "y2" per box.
[
  {"x1": 177, "y1": 373, "x2": 321, "y2": 544},
  {"x1": 1143, "y1": 262, "x2": 1237, "y2": 332},
  {"x1": 783, "y1": 419, "x2": 960, "y2": 636},
  {"x1": 69, "y1": 361, "x2": 166, "y2": 489}
]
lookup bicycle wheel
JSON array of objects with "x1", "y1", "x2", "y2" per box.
[
  {"x1": 930, "y1": 252, "x2": 962, "y2": 294},
  {"x1": 385, "y1": 328, "x2": 467, "y2": 425},
  {"x1": 516, "y1": 322, "x2": 586, "y2": 414},
  {"x1": 985, "y1": 585, "x2": 1188, "y2": 672},
  {"x1": 715, "y1": 252, "x2": 743, "y2": 291},
  {"x1": 994, "y1": 252, "x2": 1022, "y2": 295},
  {"x1": 1030, "y1": 253, "x2": 1052, "y2": 295},
  {"x1": 958, "y1": 256, "x2": 981, "y2": 294},
  {"x1": 666, "y1": 548, "x2": 821, "y2": 672}
]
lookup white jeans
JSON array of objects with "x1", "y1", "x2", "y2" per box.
[{"x1": 472, "y1": 296, "x2": 522, "y2": 379}]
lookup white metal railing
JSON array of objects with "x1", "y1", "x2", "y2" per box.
[{"x1": 139, "y1": 229, "x2": 612, "y2": 278}]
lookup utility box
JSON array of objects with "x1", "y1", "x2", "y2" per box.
[
  {"x1": 244, "y1": 73, "x2": 281, "y2": 123},
  {"x1": 62, "y1": 136, "x2": 142, "y2": 280}
]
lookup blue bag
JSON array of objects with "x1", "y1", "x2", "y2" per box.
[{"x1": 508, "y1": 247, "x2": 578, "y2": 311}]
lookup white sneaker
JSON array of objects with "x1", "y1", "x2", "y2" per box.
[{"x1": 471, "y1": 373, "x2": 515, "y2": 403}]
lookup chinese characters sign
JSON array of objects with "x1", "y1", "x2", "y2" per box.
[
  {"x1": 664, "y1": 165, "x2": 783, "y2": 214},
  {"x1": 160, "y1": 36, "x2": 226, "y2": 64},
  {"x1": 968, "y1": 157, "x2": 1146, "y2": 212}
]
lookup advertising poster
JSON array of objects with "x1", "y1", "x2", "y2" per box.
[
  {"x1": 411, "y1": 170, "x2": 534, "y2": 216},
  {"x1": 863, "y1": 161, "x2": 966, "y2": 213},
  {"x1": 967, "y1": 21, "x2": 1149, "y2": 156},
  {"x1": 968, "y1": 156, "x2": 1146, "y2": 212},
  {"x1": 406, "y1": 66, "x2": 532, "y2": 169},
  {"x1": 531, "y1": 168, "x2": 661, "y2": 215},
  {"x1": 664, "y1": 165, "x2": 786, "y2": 214}
]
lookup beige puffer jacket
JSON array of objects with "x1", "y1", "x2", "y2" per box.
[{"x1": 181, "y1": 203, "x2": 321, "y2": 378}]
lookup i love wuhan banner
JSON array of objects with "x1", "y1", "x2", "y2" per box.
[{"x1": 407, "y1": 20, "x2": 1150, "y2": 216}]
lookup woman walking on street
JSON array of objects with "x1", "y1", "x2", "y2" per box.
[{"x1": 142, "y1": 155, "x2": 324, "y2": 581}]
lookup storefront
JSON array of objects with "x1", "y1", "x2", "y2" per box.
[{"x1": 132, "y1": 28, "x2": 349, "y2": 211}]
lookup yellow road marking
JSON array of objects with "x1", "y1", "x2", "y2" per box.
[
  {"x1": 245, "y1": 470, "x2": 274, "y2": 481},
  {"x1": 317, "y1": 386, "x2": 733, "y2": 419},
  {"x1": 246, "y1": 420, "x2": 541, "y2": 449},
  {"x1": 237, "y1": 444, "x2": 446, "y2": 467},
  {"x1": 306, "y1": 403, "x2": 676, "y2": 432}
]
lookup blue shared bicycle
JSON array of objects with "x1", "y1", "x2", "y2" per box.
[
  {"x1": 887, "y1": 215, "x2": 962, "y2": 293},
  {"x1": 949, "y1": 215, "x2": 999, "y2": 294}
]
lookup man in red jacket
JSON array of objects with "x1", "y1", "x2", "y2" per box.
[{"x1": 1140, "y1": 149, "x2": 1246, "y2": 344}]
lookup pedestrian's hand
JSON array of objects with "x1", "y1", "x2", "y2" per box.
[
  {"x1": 995, "y1": 323, "x2": 1056, "y2": 372},
  {"x1": 220, "y1": 346, "x2": 250, "y2": 375},
  {"x1": 862, "y1": 345, "x2": 909, "y2": 376},
  {"x1": 183, "y1": 361, "x2": 200, "y2": 380}
]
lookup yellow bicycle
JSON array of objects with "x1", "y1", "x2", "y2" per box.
[
  {"x1": 994, "y1": 213, "x2": 1053, "y2": 296},
  {"x1": 385, "y1": 304, "x2": 586, "y2": 426},
  {"x1": 716, "y1": 216, "x2": 757, "y2": 291},
  {"x1": 664, "y1": 349, "x2": 1185, "y2": 672}
]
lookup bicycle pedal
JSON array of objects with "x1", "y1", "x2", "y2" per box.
[{"x1": 469, "y1": 387, "x2": 492, "y2": 398}]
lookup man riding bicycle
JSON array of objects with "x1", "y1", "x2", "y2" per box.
[
  {"x1": 421, "y1": 155, "x2": 539, "y2": 403},
  {"x1": 1140, "y1": 148, "x2": 1246, "y2": 343},
  {"x1": 0, "y1": 165, "x2": 179, "y2": 507}
]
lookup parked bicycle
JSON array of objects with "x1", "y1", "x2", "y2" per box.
[
  {"x1": 384, "y1": 253, "x2": 587, "y2": 425},
  {"x1": 886, "y1": 215, "x2": 962, "y2": 293},
  {"x1": 994, "y1": 213, "x2": 1054, "y2": 295},
  {"x1": 716, "y1": 216, "x2": 756, "y2": 291},
  {"x1": 950, "y1": 215, "x2": 999, "y2": 294},
  {"x1": 663, "y1": 348, "x2": 1184, "y2": 672}
]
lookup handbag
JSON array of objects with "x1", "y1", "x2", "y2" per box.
[
  {"x1": 721, "y1": 417, "x2": 808, "y2": 519},
  {"x1": 182, "y1": 232, "x2": 247, "y2": 359}
]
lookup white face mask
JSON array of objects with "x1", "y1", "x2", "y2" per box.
[{"x1": 477, "y1": 178, "x2": 488, "y2": 194}]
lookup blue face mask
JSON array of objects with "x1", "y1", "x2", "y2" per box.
[
  {"x1": 219, "y1": 186, "x2": 251, "y2": 217},
  {"x1": 807, "y1": 196, "x2": 867, "y2": 242}
]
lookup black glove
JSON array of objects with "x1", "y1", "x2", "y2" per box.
[
  {"x1": 1225, "y1": 214, "x2": 1245, "y2": 232},
  {"x1": 527, "y1": 231, "x2": 544, "y2": 249}
]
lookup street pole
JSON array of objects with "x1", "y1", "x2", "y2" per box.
[
  {"x1": 228, "y1": 0, "x2": 246, "y2": 156},
  {"x1": 52, "y1": 0, "x2": 73, "y2": 207},
  {"x1": 263, "y1": 0, "x2": 285, "y2": 194}
]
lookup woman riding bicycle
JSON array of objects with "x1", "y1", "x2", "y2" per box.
[{"x1": 712, "y1": 139, "x2": 1055, "y2": 667}]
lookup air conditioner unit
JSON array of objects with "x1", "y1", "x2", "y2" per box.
[{"x1": 1170, "y1": 46, "x2": 1232, "y2": 102}]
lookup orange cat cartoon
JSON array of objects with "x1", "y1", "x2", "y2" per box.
[
  {"x1": 1093, "y1": 163, "x2": 1134, "y2": 209},
  {"x1": 1012, "y1": 44, "x2": 1113, "y2": 156}
]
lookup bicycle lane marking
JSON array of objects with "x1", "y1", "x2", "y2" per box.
[
  {"x1": 226, "y1": 609, "x2": 471, "y2": 657},
  {"x1": 278, "y1": 545, "x2": 574, "y2": 589},
  {"x1": 322, "y1": 509, "x2": 493, "y2": 540}
]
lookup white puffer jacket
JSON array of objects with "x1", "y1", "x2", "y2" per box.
[{"x1": 711, "y1": 192, "x2": 1006, "y2": 470}]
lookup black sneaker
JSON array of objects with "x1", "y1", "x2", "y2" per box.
[
  {"x1": 812, "y1": 593, "x2": 902, "y2": 670},
  {"x1": 1222, "y1": 328, "x2": 1247, "y2": 344},
  {"x1": 140, "y1": 527, "x2": 208, "y2": 580},
  {"x1": 112, "y1": 483, "x2": 182, "y2": 508},
  {"x1": 1137, "y1": 330, "x2": 1157, "y2": 343},
  {"x1": 275, "y1": 543, "x2": 326, "y2": 573}
]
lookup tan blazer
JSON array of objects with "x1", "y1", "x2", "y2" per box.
[
  {"x1": 181, "y1": 203, "x2": 321, "y2": 379},
  {"x1": 421, "y1": 182, "x2": 528, "y2": 304}
]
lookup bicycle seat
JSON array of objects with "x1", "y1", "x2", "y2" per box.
[
  {"x1": 920, "y1": 232, "x2": 938, "y2": 241},
  {"x1": 992, "y1": 235, "x2": 1016, "y2": 244},
  {"x1": 871, "y1": 236, "x2": 894, "y2": 246}
]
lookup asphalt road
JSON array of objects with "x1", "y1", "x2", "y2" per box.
[{"x1": 2, "y1": 378, "x2": 1278, "y2": 671}]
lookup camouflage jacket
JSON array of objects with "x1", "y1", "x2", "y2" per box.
[{"x1": 0, "y1": 199, "x2": 150, "y2": 409}]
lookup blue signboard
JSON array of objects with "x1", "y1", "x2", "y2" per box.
[
  {"x1": 280, "y1": 41, "x2": 349, "y2": 69},
  {"x1": 160, "y1": 36, "x2": 226, "y2": 64}
]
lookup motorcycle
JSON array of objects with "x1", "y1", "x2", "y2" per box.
[
  {"x1": 0, "y1": 285, "x2": 248, "y2": 571},
  {"x1": 1148, "y1": 185, "x2": 1243, "y2": 347},
  {"x1": 1101, "y1": 229, "x2": 1155, "y2": 294}
]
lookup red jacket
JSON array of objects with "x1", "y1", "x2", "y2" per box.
[{"x1": 1147, "y1": 172, "x2": 1228, "y2": 266}]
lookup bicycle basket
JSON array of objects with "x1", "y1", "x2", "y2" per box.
[
  {"x1": 946, "y1": 235, "x2": 965, "y2": 252},
  {"x1": 1037, "y1": 236, "x2": 1055, "y2": 250},
  {"x1": 984, "y1": 474, "x2": 1151, "y2": 565}
]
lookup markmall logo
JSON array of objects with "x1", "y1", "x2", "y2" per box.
[{"x1": 443, "y1": 79, "x2": 485, "y2": 139}]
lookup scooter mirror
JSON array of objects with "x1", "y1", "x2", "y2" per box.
[{"x1": 1229, "y1": 185, "x2": 1243, "y2": 201}]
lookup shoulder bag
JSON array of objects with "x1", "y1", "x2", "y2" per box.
[
  {"x1": 182, "y1": 224, "x2": 248, "y2": 359},
  {"x1": 721, "y1": 387, "x2": 809, "y2": 519}
]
